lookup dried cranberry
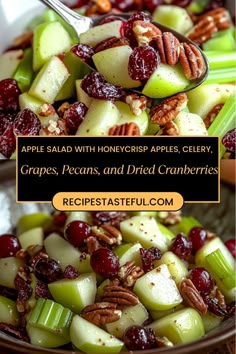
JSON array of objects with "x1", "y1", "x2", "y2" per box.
[
  {"x1": 90, "y1": 247, "x2": 119, "y2": 278},
  {"x1": 143, "y1": 0, "x2": 164, "y2": 12},
  {"x1": 188, "y1": 226, "x2": 207, "y2": 253},
  {"x1": 188, "y1": 268, "x2": 214, "y2": 296},
  {"x1": 224, "y1": 239, "x2": 236, "y2": 258},
  {"x1": 0, "y1": 79, "x2": 20, "y2": 112},
  {"x1": 65, "y1": 220, "x2": 91, "y2": 247},
  {"x1": 0, "y1": 234, "x2": 21, "y2": 258},
  {"x1": 169, "y1": 233, "x2": 192, "y2": 259},
  {"x1": 127, "y1": 11, "x2": 152, "y2": 23},
  {"x1": 81, "y1": 72, "x2": 125, "y2": 100},
  {"x1": 0, "y1": 123, "x2": 16, "y2": 158},
  {"x1": 124, "y1": 11, "x2": 151, "y2": 46},
  {"x1": 205, "y1": 0, "x2": 226, "y2": 11},
  {"x1": 171, "y1": 0, "x2": 192, "y2": 7},
  {"x1": 225, "y1": 301, "x2": 236, "y2": 319},
  {"x1": 34, "y1": 258, "x2": 62, "y2": 283},
  {"x1": 222, "y1": 128, "x2": 236, "y2": 153},
  {"x1": 64, "y1": 102, "x2": 88, "y2": 134},
  {"x1": 0, "y1": 112, "x2": 16, "y2": 135},
  {"x1": 64, "y1": 265, "x2": 79, "y2": 279},
  {"x1": 128, "y1": 46, "x2": 159, "y2": 81},
  {"x1": 140, "y1": 247, "x2": 161, "y2": 272},
  {"x1": 0, "y1": 323, "x2": 30, "y2": 343},
  {"x1": 13, "y1": 108, "x2": 41, "y2": 136},
  {"x1": 111, "y1": 0, "x2": 142, "y2": 12},
  {"x1": 14, "y1": 274, "x2": 33, "y2": 303},
  {"x1": 52, "y1": 211, "x2": 67, "y2": 227},
  {"x1": 71, "y1": 43, "x2": 94, "y2": 65},
  {"x1": 35, "y1": 280, "x2": 51, "y2": 299},
  {"x1": 123, "y1": 325, "x2": 157, "y2": 350},
  {"x1": 204, "y1": 296, "x2": 228, "y2": 317},
  {"x1": 0, "y1": 285, "x2": 17, "y2": 300}
]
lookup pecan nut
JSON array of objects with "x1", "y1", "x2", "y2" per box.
[
  {"x1": 86, "y1": 236, "x2": 102, "y2": 254},
  {"x1": 118, "y1": 261, "x2": 144, "y2": 288},
  {"x1": 157, "y1": 211, "x2": 182, "y2": 225},
  {"x1": 81, "y1": 302, "x2": 122, "y2": 326},
  {"x1": 94, "y1": 36, "x2": 129, "y2": 53},
  {"x1": 204, "y1": 103, "x2": 224, "y2": 128},
  {"x1": 102, "y1": 280, "x2": 139, "y2": 308},
  {"x1": 156, "y1": 121, "x2": 179, "y2": 136},
  {"x1": 108, "y1": 122, "x2": 141, "y2": 136},
  {"x1": 150, "y1": 93, "x2": 187, "y2": 125},
  {"x1": 39, "y1": 118, "x2": 67, "y2": 136},
  {"x1": 91, "y1": 224, "x2": 122, "y2": 245},
  {"x1": 86, "y1": 0, "x2": 111, "y2": 16},
  {"x1": 150, "y1": 32, "x2": 180, "y2": 66},
  {"x1": 132, "y1": 20, "x2": 162, "y2": 46},
  {"x1": 186, "y1": 16, "x2": 217, "y2": 45},
  {"x1": 125, "y1": 93, "x2": 149, "y2": 116},
  {"x1": 179, "y1": 278, "x2": 208, "y2": 315},
  {"x1": 179, "y1": 43, "x2": 206, "y2": 80},
  {"x1": 196, "y1": 8, "x2": 232, "y2": 31}
]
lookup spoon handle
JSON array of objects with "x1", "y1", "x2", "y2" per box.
[{"x1": 39, "y1": 0, "x2": 92, "y2": 36}]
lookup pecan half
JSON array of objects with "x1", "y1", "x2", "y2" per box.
[
  {"x1": 156, "y1": 121, "x2": 179, "y2": 136},
  {"x1": 86, "y1": 236, "x2": 101, "y2": 254},
  {"x1": 186, "y1": 16, "x2": 217, "y2": 45},
  {"x1": 81, "y1": 302, "x2": 122, "y2": 326},
  {"x1": 57, "y1": 102, "x2": 71, "y2": 117},
  {"x1": 197, "y1": 8, "x2": 232, "y2": 31},
  {"x1": 150, "y1": 32, "x2": 180, "y2": 66},
  {"x1": 86, "y1": 0, "x2": 111, "y2": 16},
  {"x1": 94, "y1": 36, "x2": 129, "y2": 53},
  {"x1": 125, "y1": 93, "x2": 148, "y2": 116},
  {"x1": 118, "y1": 261, "x2": 144, "y2": 288},
  {"x1": 150, "y1": 93, "x2": 187, "y2": 125},
  {"x1": 108, "y1": 122, "x2": 141, "y2": 136},
  {"x1": 204, "y1": 103, "x2": 224, "y2": 128},
  {"x1": 102, "y1": 281, "x2": 139, "y2": 308},
  {"x1": 179, "y1": 43, "x2": 206, "y2": 80},
  {"x1": 179, "y1": 278, "x2": 208, "y2": 315},
  {"x1": 132, "y1": 20, "x2": 162, "y2": 46},
  {"x1": 91, "y1": 224, "x2": 122, "y2": 246},
  {"x1": 157, "y1": 211, "x2": 182, "y2": 225},
  {"x1": 39, "y1": 118, "x2": 67, "y2": 136}
]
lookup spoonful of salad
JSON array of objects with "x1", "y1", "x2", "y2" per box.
[{"x1": 39, "y1": 0, "x2": 209, "y2": 99}]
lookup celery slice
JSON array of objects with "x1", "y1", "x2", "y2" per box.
[
  {"x1": 204, "y1": 51, "x2": 236, "y2": 70},
  {"x1": 13, "y1": 48, "x2": 34, "y2": 92},
  {"x1": 207, "y1": 90, "x2": 236, "y2": 157},
  {"x1": 168, "y1": 216, "x2": 201, "y2": 236},
  {"x1": 205, "y1": 67, "x2": 236, "y2": 85}
]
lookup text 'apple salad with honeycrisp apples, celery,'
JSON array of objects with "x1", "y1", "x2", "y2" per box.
[
  {"x1": 0, "y1": 1, "x2": 235, "y2": 159},
  {"x1": 0, "y1": 210, "x2": 235, "y2": 352}
]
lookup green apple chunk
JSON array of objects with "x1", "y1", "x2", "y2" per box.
[
  {"x1": 76, "y1": 99, "x2": 120, "y2": 136},
  {"x1": 149, "y1": 308, "x2": 205, "y2": 344},
  {"x1": 77, "y1": 253, "x2": 93, "y2": 273},
  {"x1": 44, "y1": 232, "x2": 81, "y2": 271},
  {"x1": 0, "y1": 295, "x2": 20, "y2": 325},
  {"x1": 80, "y1": 20, "x2": 123, "y2": 47},
  {"x1": 27, "y1": 326, "x2": 71, "y2": 348},
  {"x1": 202, "y1": 312, "x2": 223, "y2": 333},
  {"x1": 174, "y1": 111, "x2": 208, "y2": 136},
  {"x1": 150, "y1": 304, "x2": 184, "y2": 320},
  {"x1": 76, "y1": 79, "x2": 93, "y2": 107},
  {"x1": 114, "y1": 242, "x2": 142, "y2": 267},
  {"x1": 152, "y1": 5, "x2": 194, "y2": 34},
  {"x1": 186, "y1": 83, "x2": 236, "y2": 118},
  {"x1": 65, "y1": 211, "x2": 93, "y2": 225},
  {"x1": 13, "y1": 48, "x2": 34, "y2": 92},
  {"x1": 48, "y1": 273, "x2": 97, "y2": 313},
  {"x1": 0, "y1": 49, "x2": 23, "y2": 80},
  {"x1": 115, "y1": 101, "x2": 148, "y2": 134},
  {"x1": 0, "y1": 257, "x2": 24, "y2": 288},
  {"x1": 142, "y1": 63, "x2": 189, "y2": 98},
  {"x1": 70, "y1": 315, "x2": 124, "y2": 353},
  {"x1": 17, "y1": 212, "x2": 53, "y2": 235},
  {"x1": 92, "y1": 46, "x2": 141, "y2": 89},
  {"x1": 120, "y1": 215, "x2": 174, "y2": 251},
  {"x1": 29, "y1": 56, "x2": 70, "y2": 103},
  {"x1": 154, "y1": 251, "x2": 188, "y2": 285},
  {"x1": 18, "y1": 226, "x2": 44, "y2": 249},
  {"x1": 33, "y1": 21, "x2": 72, "y2": 71},
  {"x1": 133, "y1": 264, "x2": 183, "y2": 311},
  {"x1": 203, "y1": 28, "x2": 236, "y2": 52},
  {"x1": 105, "y1": 302, "x2": 148, "y2": 338}
]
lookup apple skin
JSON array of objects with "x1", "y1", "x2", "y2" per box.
[
  {"x1": 17, "y1": 212, "x2": 53, "y2": 235},
  {"x1": 0, "y1": 257, "x2": 24, "y2": 288},
  {"x1": 114, "y1": 242, "x2": 142, "y2": 267},
  {"x1": 0, "y1": 49, "x2": 23, "y2": 80},
  {"x1": 0, "y1": 295, "x2": 20, "y2": 325},
  {"x1": 18, "y1": 227, "x2": 44, "y2": 249},
  {"x1": 142, "y1": 63, "x2": 189, "y2": 98},
  {"x1": 27, "y1": 326, "x2": 71, "y2": 348},
  {"x1": 70, "y1": 315, "x2": 124, "y2": 353}
]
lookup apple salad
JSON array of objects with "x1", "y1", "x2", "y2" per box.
[
  {"x1": 0, "y1": 210, "x2": 235, "y2": 352},
  {"x1": 0, "y1": 4, "x2": 235, "y2": 159}
]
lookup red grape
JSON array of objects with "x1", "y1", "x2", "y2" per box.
[
  {"x1": 0, "y1": 234, "x2": 21, "y2": 258},
  {"x1": 123, "y1": 325, "x2": 157, "y2": 350},
  {"x1": 65, "y1": 220, "x2": 91, "y2": 247},
  {"x1": 188, "y1": 226, "x2": 207, "y2": 253},
  {"x1": 188, "y1": 267, "x2": 214, "y2": 295},
  {"x1": 90, "y1": 247, "x2": 119, "y2": 278},
  {"x1": 224, "y1": 239, "x2": 236, "y2": 258}
]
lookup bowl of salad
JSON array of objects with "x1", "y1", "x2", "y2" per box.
[
  {"x1": 0, "y1": 0, "x2": 235, "y2": 159},
  {"x1": 0, "y1": 159, "x2": 235, "y2": 354}
]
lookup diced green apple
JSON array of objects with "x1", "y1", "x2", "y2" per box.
[
  {"x1": 133, "y1": 264, "x2": 183, "y2": 310},
  {"x1": 80, "y1": 20, "x2": 123, "y2": 47},
  {"x1": 48, "y1": 273, "x2": 97, "y2": 313},
  {"x1": 76, "y1": 79, "x2": 93, "y2": 107},
  {"x1": 18, "y1": 226, "x2": 44, "y2": 249},
  {"x1": 27, "y1": 326, "x2": 71, "y2": 348},
  {"x1": 0, "y1": 295, "x2": 20, "y2": 325},
  {"x1": 44, "y1": 232, "x2": 81, "y2": 271},
  {"x1": 17, "y1": 212, "x2": 53, "y2": 235},
  {"x1": 105, "y1": 302, "x2": 149, "y2": 338},
  {"x1": 0, "y1": 257, "x2": 24, "y2": 288},
  {"x1": 114, "y1": 242, "x2": 142, "y2": 267},
  {"x1": 70, "y1": 315, "x2": 124, "y2": 353},
  {"x1": 29, "y1": 56, "x2": 70, "y2": 103},
  {"x1": 0, "y1": 49, "x2": 23, "y2": 80},
  {"x1": 149, "y1": 308, "x2": 205, "y2": 344},
  {"x1": 150, "y1": 304, "x2": 184, "y2": 320},
  {"x1": 77, "y1": 254, "x2": 93, "y2": 273},
  {"x1": 33, "y1": 21, "x2": 72, "y2": 71},
  {"x1": 142, "y1": 63, "x2": 189, "y2": 98},
  {"x1": 115, "y1": 101, "x2": 149, "y2": 135},
  {"x1": 203, "y1": 28, "x2": 236, "y2": 52},
  {"x1": 152, "y1": 5, "x2": 194, "y2": 34},
  {"x1": 65, "y1": 211, "x2": 92, "y2": 226},
  {"x1": 120, "y1": 215, "x2": 174, "y2": 252},
  {"x1": 76, "y1": 99, "x2": 120, "y2": 136},
  {"x1": 174, "y1": 111, "x2": 208, "y2": 136},
  {"x1": 202, "y1": 312, "x2": 223, "y2": 333},
  {"x1": 92, "y1": 45, "x2": 141, "y2": 89}
]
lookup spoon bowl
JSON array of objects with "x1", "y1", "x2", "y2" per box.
[{"x1": 39, "y1": 0, "x2": 209, "y2": 95}]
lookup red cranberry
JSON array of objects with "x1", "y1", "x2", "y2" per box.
[
  {"x1": 140, "y1": 247, "x2": 161, "y2": 272},
  {"x1": 128, "y1": 45, "x2": 159, "y2": 81},
  {"x1": 188, "y1": 267, "x2": 214, "y2": 295},
  {"x1": 64, "y1": 102, "x2": 88, "y2": 134},
  {"x1": 0, "y1": 123, "x2": 16, "y2": 158},
  {"x1": 13, "y1": 108, "x2": 41, "y2": 136},
  {"x1": 123, "y1": 325, "x2": 157, "y2": 350},
  {"x1": 225, "y1": 301, "x2": 236, "y2": 319},
  {"x1": 63, "y1": 265, "x2": 79, "y2": 279},
  {"x1": 188, "y1": 226, "x2": 207, "y2": 253},
  {"x1": 0, "y1": 234, "x2": 21, "y2": 258},
  {"x1": 169, "y1": 233, "x2": 192, "y2": 259},
  {"x1": 34, "y1": 258, "x2": 62, "y2": 283},
  {"x1": 171, "y1": 0, "x2": 192, "y2": 7},
  {"x1": 204, "y1": 296, "x2": 227, "y2": 317},
  {"x1": 53, "y1": 211, "x2": 67, "y2": 227},
  {"x1": 65, "y1": 220, "x2": 91, "y2": 247},
  {"x1": 222, "y1": 128, "x2": 236, "y2": 153},
  {"x1": 90, "y1": 247, "x2": 119, "y2": 278},
  {"x1": 71, "y1": 43, "x2": 94, "y2": 64},
  {"x1": 0, "y1": 112, "x2": 16, "y2": 135},
  {"x1": 143, "y1": 0, "x2": 164, "y2": 12},
  {"x1": 224, "y1": 239, "x2": 236, "y2": 258},
  {"x1": 0, "y1": 79, "x2": 20, "y2": 112}
]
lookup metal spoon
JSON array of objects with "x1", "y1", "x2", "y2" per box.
[{"x1": 39, "y1": 0, "x2": 209, "y2": 94}]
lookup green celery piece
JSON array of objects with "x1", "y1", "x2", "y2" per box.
[
  {"x1": 208, "y1": 90, "x2": 236, "y2": 157},
  {"x1": 168, "y1": 216, "x2": 201, "y2": 236},
  {"x1": 186, "y1": 0, "x2": 209, "y2": 14},
  {"x1": 203, "y1": 51, "x2": 236, "y2": 70},
  {"x1": 205, "y1": 67, "x2": 236, "y2": 85},
  {"x1": 43, "y1": 9, "x2": 78, "y2": 41},
  {"x1": 206, "y1": 249, "x2": 236, "y2": 290},
  {"x1": 13, "y1": 48, "x2": 34, "y2": 92},
  {"x1": 203, "y1": 28, "x2": 236, "y2": 52}
]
